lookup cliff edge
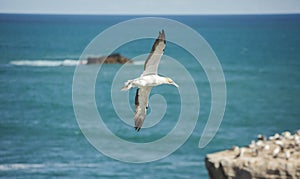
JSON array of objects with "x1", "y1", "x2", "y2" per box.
[{"x1": 205, "y1": 130, "x2": 300, "y2": 179}]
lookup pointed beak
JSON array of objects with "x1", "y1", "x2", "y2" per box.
[{"x1": 172, "y1": 82, "x2": 179, "y2": 88}]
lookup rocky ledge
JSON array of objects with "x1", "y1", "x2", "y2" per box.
[
  {"x1": 86, "y1": 53, "x2": 132, "y2": 64},
  {"x1": 205, "y1": 130, "x2": 300, "y2": 179}
]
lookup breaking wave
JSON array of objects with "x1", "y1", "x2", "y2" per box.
[
  {"x1": 132, "y1": 61, "x2": 144, "y2": 65},
  {"x1": 0, "y1": 163, "x2": 100, "y2": 171},
  {"x1": 10, "y1": 59, "x2": 87, "y2": 67},
  {"x1": 9, "y1": 59, "x2": 145, "y2": 67}
]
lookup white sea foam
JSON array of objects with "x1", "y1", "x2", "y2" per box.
[
  {"x1": 0, "y1": 163, "x2": 44, "y2": 171},
  {"x1": 10, "y1": 59, "x2": 87, "y2": 67},
  {"x1": 0, "y1": 163, "x2": 100, "y2": 171},
  {"x1": 132, "y1": 61, "x2": 144, "y2": 65},
  {"x1": 10, "y1": 59, "x2": 144, "y2": 67}
]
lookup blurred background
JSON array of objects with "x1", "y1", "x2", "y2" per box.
[{"x1": 0, "y1": 0, "x2": 300, "y2": 178}]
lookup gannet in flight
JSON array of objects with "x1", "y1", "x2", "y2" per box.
[{"x1": 121, "y1": 30, "x2": 179, "y2": 131}]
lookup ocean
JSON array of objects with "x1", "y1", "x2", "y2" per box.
[{"x1": 0, "y1": 14, "x2": 300, "y2": 178}]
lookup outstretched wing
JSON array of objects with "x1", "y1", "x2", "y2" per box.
[
  {"x1": 142, "y1": 30, "x2": 166, "y2": 76},
  {"x1": 134, "y1": 87, "x2": 152, "y2": 131}
]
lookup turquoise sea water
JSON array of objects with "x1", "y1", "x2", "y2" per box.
[{"x1": 0, "y1": 14, "x2": 300, "y2": 178}]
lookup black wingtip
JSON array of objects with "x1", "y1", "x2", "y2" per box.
[
  {"x1": 160, "y1": 30, "x2": 166, "y2": 44},
  {"x1": 134, "y1": 127, "x2": 141, "y2": 132}
]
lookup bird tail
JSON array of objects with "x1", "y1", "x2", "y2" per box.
[{"x1": 121, "y1": 80, "x2": 133, "y2": 91}]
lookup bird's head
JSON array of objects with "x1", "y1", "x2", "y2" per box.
[{"x1": 165, "y1": 77, "x2": 179, "y2": 88}]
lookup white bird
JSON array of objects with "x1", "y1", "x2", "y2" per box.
[
  {"x1": 282, "y1": 131, "x2": 293, "y2": 140},
  {"x1": 235, "y1": 147, "x2": 245, "y2": 158},
  {"x1": 273, "y1": 146, "x2": 281, "y2": 158},
  {"x1": 264, "y1": 144, "x2": 270, "y2": 151},
  {"x1": 121, "y1": 30, "x2": 179, "y2": 131},
  {"x1": 256, "y1": 140, "x2": 264, "y2": 147},
  {"x1": 249, "y1": 140, "x2": 256, "y2": 149},
  {"x1": 285, "y1": 150, "x2": 291, "y2": 160},
  {"x1": 275, "y1": 140, "x2": 284, "y2": 147},
  {"x1": 257, "y1": 134, "x2": 266, "y2": 141}
]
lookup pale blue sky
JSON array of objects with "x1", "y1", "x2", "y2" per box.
[{"x1": 0, "y1": 0, "x2": 300, "y2": 15}]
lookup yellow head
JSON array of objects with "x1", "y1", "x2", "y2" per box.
[{"x1": 165, "y1": 77, "x2": 179, "y2": 87}]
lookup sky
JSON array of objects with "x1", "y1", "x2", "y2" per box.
[{"x1": 0, "y1": 0, "x2": 300, "y2": 15}]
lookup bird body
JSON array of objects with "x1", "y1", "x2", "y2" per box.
[
  {"x1": 121, "y1": 30, "x2": 179, "y2": 131},
  {"x1": 273, "y1": 146, "x2": 280, "y2": 158},
  {"x1": 285, "y1": 150, "x2": 291, "y2": 160},
  {"x1": 122, "y1": 75, "x2": 176, "y2": 90},
  {"x1": 235, "y1": 148, "x2": 245, "y2": 158},
  {"x1": 264, "y1": 144, "x2": 270, "y2": 150}
]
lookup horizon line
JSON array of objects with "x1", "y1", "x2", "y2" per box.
[{"x1": 0, "y1": 12, "x2": 300, "y2": 16}]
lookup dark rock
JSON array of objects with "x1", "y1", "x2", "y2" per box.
[{"x1": 86, "y1": 53, "x2": 132, "y2": 64}]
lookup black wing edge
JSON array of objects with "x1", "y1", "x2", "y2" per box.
[
  {"x1": 134, "y1": 89, "x2": 141, "y2": 131},
  {"x1": 143, "y1": 30, "x2": 166, "y2": 71}
]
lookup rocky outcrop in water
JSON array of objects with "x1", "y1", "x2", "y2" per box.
[
  {"x1": 205, "y1": 130, "x2": 300, "y2": 179},
  {"x1": 86, "y1": 53, "x2": 132, "y2": 64}
]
